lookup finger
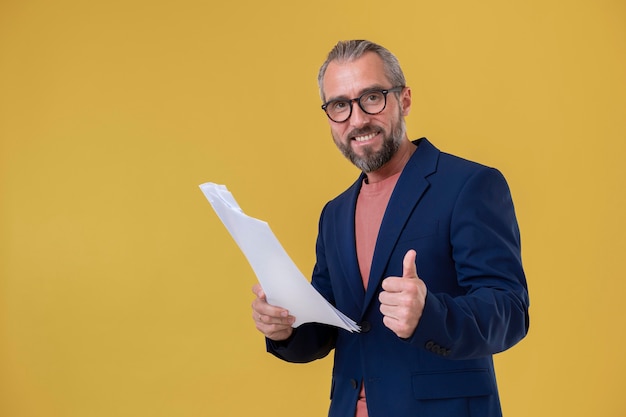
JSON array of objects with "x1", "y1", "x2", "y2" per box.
[
  {"x1": 257, "y1": 320, "x2": 294, "y2": 341},
  {"x1": 402, "y1": 249, "x2": 418, "y2": 279},
  {"x1": 381, "y1": 276, "x2": 411, "y2": 292},
  {"x1": 379, "y1": 303, "x2": 399, "y2": 320},
  {"x1": 257, "y1": 311, "x2": 295, "y2": 326},
  {"x1": 252, "y1": 283, "x2": 266, "y2": 300},
  {"x1": 252, "y1": 298, "x2": 289, "y2": 323},
  {"x1": 379, "y1": 288, "x2": 400, "y2": 305}
]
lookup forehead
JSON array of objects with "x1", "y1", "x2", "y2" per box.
[{"x1": 323, "y1": 52, "x2": 390, "y2": 99}]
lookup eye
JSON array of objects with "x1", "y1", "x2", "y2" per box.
[
  {"x1": 363, "y1": 91, "x2": 383, "y2": 104},
  {"x1": 330, "y1": 100, "x2": 349, "y2": 112}
]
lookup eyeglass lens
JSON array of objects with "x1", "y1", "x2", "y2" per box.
[{"x1": 326, "y1": 91, "x2": 386, "y2": 122}]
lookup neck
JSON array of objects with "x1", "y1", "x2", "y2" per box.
[{"x1": 365, "y1": 139, "x2": 416, "y2": 184}]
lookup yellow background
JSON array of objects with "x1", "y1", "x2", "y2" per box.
[{"x1": 1, "y1": 0, "x2": 625, "y2": 416}]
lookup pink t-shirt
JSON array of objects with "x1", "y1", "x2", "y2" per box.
[{"x1": 354, "y1": 172, "x2": 401, "y2": 417}]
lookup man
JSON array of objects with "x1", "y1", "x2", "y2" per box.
[{"x1": 251, "y1": 40, "x2": 529, "y2": 417}]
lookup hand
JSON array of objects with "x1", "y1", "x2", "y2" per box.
[
  {"x1": 251, "y1": 283, "x2": 295, "y2": 341},
  {"x1": 379, "y1": 250, "x2": 427, "y2": 338}
]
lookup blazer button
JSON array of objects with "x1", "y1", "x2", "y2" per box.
[
  {"x1": 350, "y1": 379, "x2": 358, "y2": 389},
  {"x1": 426, "y1": 341, "x2": 441, "y2": 354},
  {"x1": 359, "y1": 321, "x2": 371, "y2": 333}
]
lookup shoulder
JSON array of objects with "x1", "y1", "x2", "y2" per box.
[{"x1": 403, "y1": 138, "x2": 504, "y2": 187}]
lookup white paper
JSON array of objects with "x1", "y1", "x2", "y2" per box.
[{"x1": 199, "y1": 182, "x2": 360, "y2": 332}]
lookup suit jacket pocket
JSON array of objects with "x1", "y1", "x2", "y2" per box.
[{"x1": 411, "y1": 368, "x2": 496, "y2": 400}]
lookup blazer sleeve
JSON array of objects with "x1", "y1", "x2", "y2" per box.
[{"x1": 408, "y1": 167, "x2": 530, "y2": 360}]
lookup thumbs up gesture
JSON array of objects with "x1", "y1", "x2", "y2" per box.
[{"x1": 379, "y1": 249, "x2": 428, "y2": 338}]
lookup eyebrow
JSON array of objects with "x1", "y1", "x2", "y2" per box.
[{"x1": 325, "y1": 84, "x2": 389, "y2": 103}]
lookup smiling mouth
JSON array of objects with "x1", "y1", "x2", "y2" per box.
[{"x1": 352, "y1": 131, "x2": 378, "y2": 142}]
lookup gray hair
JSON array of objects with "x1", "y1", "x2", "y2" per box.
[{"x1": 317, "y1": 40, "x2": 406, "y2": 102}]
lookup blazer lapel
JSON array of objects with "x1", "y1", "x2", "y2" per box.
[
  {"x1": 362, "y1": 139, "x2": 440, "y2": 313},
  {"x1": 334, "y1": 176, "x2": 368, "y2": 312}
]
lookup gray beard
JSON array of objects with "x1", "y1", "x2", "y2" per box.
[{"x1": 337, "y1": 118, "x2": 406, "y2": 173}]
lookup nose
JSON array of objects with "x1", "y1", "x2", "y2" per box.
[{"x1": 349, "y1": 101, "x2": 371, "y2": 128}]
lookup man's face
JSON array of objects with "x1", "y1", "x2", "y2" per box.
[{"x1": 322, "y1": 52, "x2": 411, "y2": 173}]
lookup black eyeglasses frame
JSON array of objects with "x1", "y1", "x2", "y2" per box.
[{"x1": 321, "y1": 86, "x2": 405, "y2": 123}]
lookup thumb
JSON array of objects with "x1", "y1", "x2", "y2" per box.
[
  {"x1": 252, "y1": 283, "x2": 266, "y2": 300},
  {"x1": 402, "y1": 249, "x2": 418, "y2": 279}
]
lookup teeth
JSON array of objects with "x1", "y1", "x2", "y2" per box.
[{"x1": 354, "y1": 132, "x2": 377, "y2": 142}]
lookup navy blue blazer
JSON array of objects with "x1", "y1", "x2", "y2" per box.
[{"x1": 268, "y1": 138, "x2": 529, "y2": 417}]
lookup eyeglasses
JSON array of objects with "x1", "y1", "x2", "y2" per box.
[{"x1": 321, "y1": 86, "x2": 404, "y2": 123}]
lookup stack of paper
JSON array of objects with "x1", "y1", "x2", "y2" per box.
[{"x1": 199, "y1": 182, "x2": 360, "y2": 333}]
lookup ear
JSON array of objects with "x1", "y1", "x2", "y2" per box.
[{"x1": 400, "y1": 86, "x2": 412, "y2": 116}]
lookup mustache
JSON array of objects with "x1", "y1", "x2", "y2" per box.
[{"x1": 347, "y1": 125, "x2": 381, "y2": 139}]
